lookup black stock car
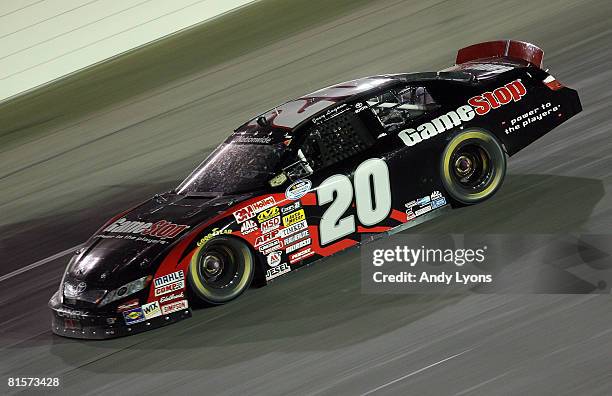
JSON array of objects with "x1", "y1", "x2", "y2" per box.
[{"x1": 50, "y1": 40, "x2": 581, "y2": 338}]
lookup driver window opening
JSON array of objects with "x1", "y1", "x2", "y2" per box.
[
  {"x1": 366, "y1": 86, "x2": 437, "y2": 132},
  {"x1": 301, "y1": 110, "x2": 376, "y2": 172}
]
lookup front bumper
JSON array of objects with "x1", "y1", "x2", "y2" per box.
[{"x1": 49, "y1": 291, "x2": 191, "y2": 340}]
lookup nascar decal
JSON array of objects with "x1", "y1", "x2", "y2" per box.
[
  {"x1": 257, "y1": 206, "x2": 280, "y2": 223},
  {"x1": 161, "y1": 299, "x2": 188, "y2": 315},
  {"x1": 266, "y1": 263, "x2": 291, "y2": 281},
  {"x1": 154, "y1": 270, "x2": 185, "y2": 297},
  {"x1": 197, "y1": 228, "x2": 232, "y2": 247},
  {"x1": 399, "y1": 79, "x2": 527, "y2": 147},
  {"x1": 282, "y1": 209, "x2": 305, "y2": 227},
  {"x1": 233, "y1": 196, "x2": 276, "y2": 223},
  {"x1": 103, "y1": 218, "x2": 190, "y2": 239},
  {"x1": 123, "y1": 307, "x2": 146, "y2": 325},
  {"x1": 260, "y1": 216, "x2": 281, "y2": 233},
  {"x1": 142, "y1": 301, "x2": 161, "y2": 320},
  {"x1": 405, "y1": 191, "x2": 447, "y2": 221},
  {"x1": 285, "y1": 179, "x2": 312, "y2": 200}
]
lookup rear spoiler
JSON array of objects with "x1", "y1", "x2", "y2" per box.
[{"x1": 456, "y1": 40, "x2": 544, "y2": 68}]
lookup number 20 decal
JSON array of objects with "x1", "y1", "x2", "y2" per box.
[{"x1": 317, "y1": 158, "x2": 392, "y2": 245}]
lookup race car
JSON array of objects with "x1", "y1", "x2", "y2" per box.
[{"x1": 50, "y1": 40, "x2": 581, "y2": 339}]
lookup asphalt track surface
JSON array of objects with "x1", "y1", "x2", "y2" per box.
[{"x1": 1, "y1": 0, "x2": 611, "y2": 394}]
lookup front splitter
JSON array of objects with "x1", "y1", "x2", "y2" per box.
[{"x1": 50, "y1": 299, "x2": 192, "y2": 340}]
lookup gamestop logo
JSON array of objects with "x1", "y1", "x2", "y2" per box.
[
  {"x1": 399, "y1": 79, "x2": 526, "y2": 147},
  {"x1": 104, "y1": 218, "x2": 190, "y2": 239}
]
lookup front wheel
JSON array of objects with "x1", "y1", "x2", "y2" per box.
[
  {"x1": 188, "y1": 236, "x2": 254, "y2": 305},
  {"x1": 440, "y1": 129, "x2": 506, "y2": 205}
]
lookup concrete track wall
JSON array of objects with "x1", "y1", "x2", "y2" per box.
[{"x1": 0, "y1": 0, "x2": 257, "y2": 101}]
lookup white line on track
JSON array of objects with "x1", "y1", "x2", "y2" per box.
[
  {"x1": 360, "y1": 349, "x2": 472, "y2": 396},
  {"x1": 0, "y1": 244, "x2": 81, "y2": 283}
]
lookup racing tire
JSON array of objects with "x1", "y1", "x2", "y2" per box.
[
  {"x1": 188, "y1": 236, "x2": 254, "y2": 305},
  {"x1": 440, "y1": 129, "x2": 506, "y2": 205}
]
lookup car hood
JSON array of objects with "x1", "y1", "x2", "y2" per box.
[{"x1": 66, "y1": 192, "x2": 253, "y2": 288}]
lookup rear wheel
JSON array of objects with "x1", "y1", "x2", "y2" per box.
[
  {"x1": 188, "y1": 236, "x2": 254, "y2": 305},
  {"x1": 440, "y1": 129, "x2": 506, "y2": 205}
]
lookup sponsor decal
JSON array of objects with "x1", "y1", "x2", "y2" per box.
[
  {"x1": 123, "y1": 307, "x2": 146, "y2": 325},
  {"x1": 416, "y1": 196, "x2": 431, "y2": 205},
  {"x1": 354, "y1": 102, "x2": 369, "y2": 114},
  {"x1": 197, "y1": 228, "x2": 232, "y2": 247},
  {"x1": 259, "y1": 239, "x2": 283, "y2": 255},
  {"x1": 142, "y1": 301, "x2": 161, "y2": 320},
  {"x1": 240, "y1": 220, "x2": 258, "y2": 235},
  {"x1": 159, "y1": 292, "x2": 184, "y2": 304},
  {"x1": 279, "y1": 220, "x2": 308, "y2": 238},
  {"x1": 154, "y1": 280, "x2": 185, "y2": 297},
  {"x1": 399, "y1": 79, "x2": 526, "y2": 147},
  {"x1": 281, "y1": 201, "x2": 301, "y2": 215},
  {"x1": 117, "y1": 299, "x2": 139, "y2": 313},
  {"x1": 282, "y1": 209, "x2": 306, "y2": 227},
  {"x1": 405, "y1": 191, "x2": 446, "y2": 221},
  {"x1": 468, "y1": 79, "x2": 527, "y2": 115},
  {"x1": 260, "y1": 216, "x2": 281, "y2": 233},
  {"x1": 254, "y1": 230, "x2": 279, "y2": 247},
  {"x1": 285, "y1": 238, "x2": 311, "y2": 254},
  {"x1": 233, "y1": 206, "x2": 254, "y2": 224},
  {"x1": 431, "y1": 197, "x2": 447, "y2": 209},
  {"x1": 267, "y1": 251, "x2": 282, "y2": 267},
  {"x1": 57, "y1": 309, "x2": 89, "y2": 319},
  {"x1": 283, "y1": 229, "x2": 310, "y2": 245},
  {"x1": 233, "y1": 196, "x2": 276, "y2": 223},
  {"x1": 285, "y1": 179, "x2": 312, "y2": 200},
  {"x1": 104, "y1": 218, "x2": 189, "y2": 239},
  {"x1": 251, "y1": 197, "x2": 277, "y2": 212},
  {"x1": 161, "y1": 299, "x2": 188, "y2": 315},
  {"x1": 289, "y1": 248, "x2": 315, "y2": 264},
  {"x1": 414, "y1": 205, "x2": 432, "y2": 216},
  {"x1": 266, "y1": 263, "x2": 291, "y2": 281},
  {"x1": 504, "y1": 102, "x2": 561, "y2": 134},
  {"x1": 257, "y1": 207, "x2": 280, "y2": 223},
  {"x1": 233, "y1": 136, "x2": 273, "y2": 144},
  {"x1": 154, "y1": 270, "x2": 184, "y2": 288}
]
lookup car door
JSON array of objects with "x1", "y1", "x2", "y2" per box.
[{"x1": 281, "y1": 101, "x2": 392, "y2": 266}]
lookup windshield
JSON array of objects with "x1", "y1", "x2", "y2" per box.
[{"x1": 176, "y1": 141, "x2": 287, "y2": 194}]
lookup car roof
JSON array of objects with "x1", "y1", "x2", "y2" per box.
[
  {"x1": 234, "y1": 76, "x2": 395, "y2": 134},
  {"x1": 233, "y1": 72, "x2": 472, "y2": 135}
]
